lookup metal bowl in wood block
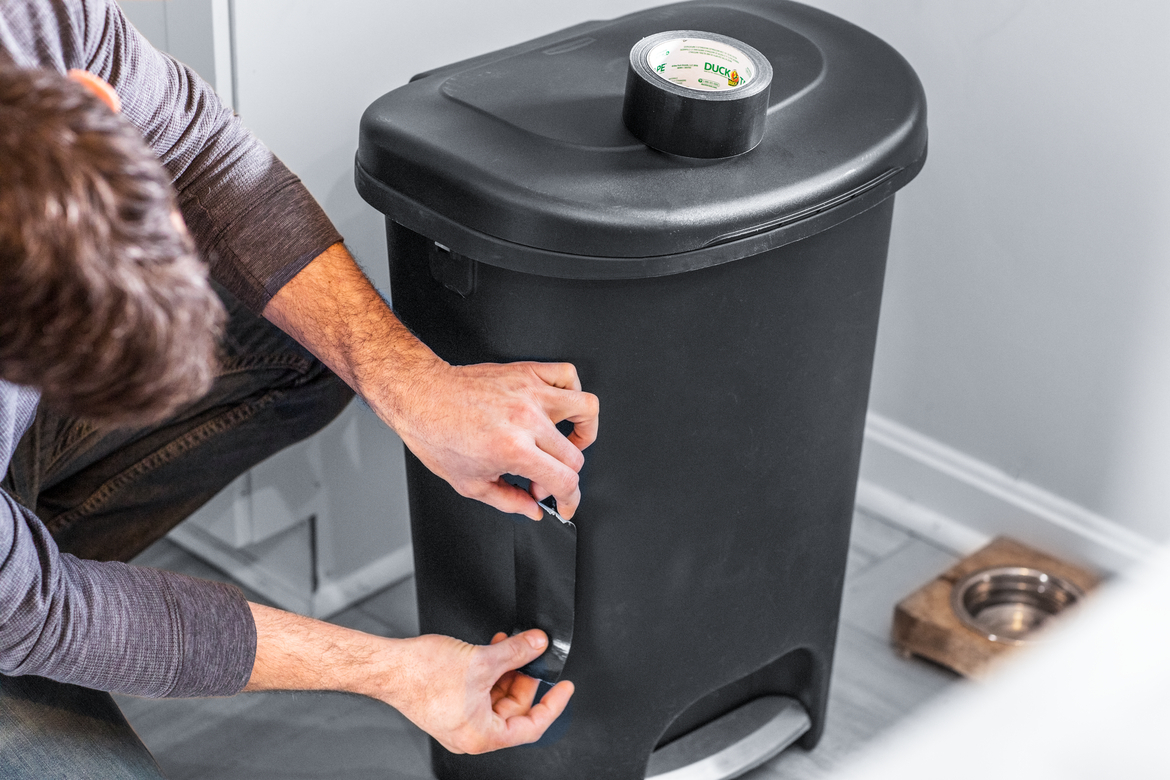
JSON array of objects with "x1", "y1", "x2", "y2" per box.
[
  {"x1": 891, "y1": 537, "x2": 1100, "y2": 678},
  {"x1": 952, "y1": 566, "x2": 1084, "y2": 645}
]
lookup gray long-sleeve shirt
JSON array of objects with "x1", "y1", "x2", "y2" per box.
[
  {"x1": 0, "y1": 383, "x2": 259, "y2": 697},
  {"x1": 0, "y1": 0, "x2": 345, "y2": 697}
]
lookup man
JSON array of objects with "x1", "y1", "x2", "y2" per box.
[{"x1": 0, "y1": 0, "x2": 598, "y2": 775}]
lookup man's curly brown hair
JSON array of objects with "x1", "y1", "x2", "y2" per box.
[{"x1": 0, "y1": 61, "x2": 224, "y2": 426}]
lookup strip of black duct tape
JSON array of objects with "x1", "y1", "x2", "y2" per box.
[{"x1": 512, "y1": 499, "x2": 577, "y2": 685}]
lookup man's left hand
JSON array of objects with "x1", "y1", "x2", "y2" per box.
[
  {"x1": 245, "y1": 604, "x2": 573, "y2": 754},
  {"x1": 374, "y1": 630, "x2": 574, "y2": 754}
]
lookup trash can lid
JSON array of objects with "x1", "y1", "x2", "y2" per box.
[{"x1": 356, "y1": 0, "x2": 927, "y2": 279}]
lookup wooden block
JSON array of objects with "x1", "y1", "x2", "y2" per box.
[{"x1": 891, "y1": 537, "x2": 1101, "y2": 679}]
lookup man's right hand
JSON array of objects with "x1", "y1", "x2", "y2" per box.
[
  {"x1": 390, "y1": 360, "x2": 599, "y2": 521},
  {"x1": 263, "y1": 243, "x2": 599, "y2": 521}
]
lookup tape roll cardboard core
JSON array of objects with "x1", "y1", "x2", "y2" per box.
[{"x1": 645, "y1": 37, "x2": 758, "y2": 92}]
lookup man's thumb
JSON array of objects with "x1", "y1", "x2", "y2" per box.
[{"x1": 482, "y1": 630, "x2": 547, "y2": 675}]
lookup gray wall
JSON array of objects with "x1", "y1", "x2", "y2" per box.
[
  {"x1": 809, "y1": 0, "x2": 1170, "y2": 542},
  {"x1": 122, "y1": 1, "x2": 1170, "y2": 546}
]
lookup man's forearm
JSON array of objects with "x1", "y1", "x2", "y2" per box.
[
  {"x1": 261, "y1": 242, "x2": 599, "y2": 520},
  {"x1": 243, "y1": 602, "x2": 404, "y2": 698},
  {"x1": 261, "y1": 241, "x2": 440, "y2": 430}
]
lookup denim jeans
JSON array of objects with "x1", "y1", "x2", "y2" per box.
[
  {"x1": 0, "y1": 675, "x2": 167, "y2": 779},
  {"x1": 0, "y1": 282, "x2": 354, "y2": 776}
]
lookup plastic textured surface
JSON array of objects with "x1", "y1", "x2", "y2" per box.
[{"x1": 356, "y1": 0, "x2": 926, "y2": 270}]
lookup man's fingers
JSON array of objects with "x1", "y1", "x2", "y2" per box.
[
  {"x1": 487, "y1": 631, "x2": 515, "y2": 706},
  {"x1": 534, "y1": 424, "x2": 586, "y2": 474},
  {"x1": 490, "y1": 670, "x2": 520, "y2": 707},
  {"x1": 492, "y1": 671, "x2": 540, "y2": 718},
  {"x1": 519, "y1": 447, "x2": 582, "y2": 518},
  {"x1": 470, "y1": 479, "x2": 543, "y2": 521},
  {"x1": 530, "y1": 480, "x2": 581, "y2": 520},
  {"x1": 480, "y1": 630, "x2": 548, "y2": 679},
  {"x1": 528, "y1": 362, "x2": 582, "y2": 392},
  {"x1": 566, "y1": 420, "x2": 598, "y2": 452},
  {"x1": 498, "y1": 680, "x2": 575, "y2": 747},
  {"x1": 526, "y1": 395, "x2": 594, "y2": 518},
  {"x1": 528, "y1": 362, "x2": 599, "y2": 451},
  {"x1": 536, "y1": 387, "x2": 600, "y2": 452},
  {"x1": 530, "y1": 680, "x2": 574, "y2": 725}
]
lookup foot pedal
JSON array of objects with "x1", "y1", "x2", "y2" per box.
[{"x1": 645, "y1": 696, "x2": 811, "y2": 780}]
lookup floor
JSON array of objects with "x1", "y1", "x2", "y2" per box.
[{"x1": 117, "y1": 510, "x2": 962, "y2": 780}]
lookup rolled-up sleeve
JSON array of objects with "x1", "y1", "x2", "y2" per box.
[
  {"x1": 0, "y1": 490, "x2": 257, "y2": 698},
  {"x1": 77, "y1": 0, "x2": 343, "y2": 312}
]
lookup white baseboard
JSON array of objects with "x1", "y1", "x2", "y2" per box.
[{"x1": 857, "y1": 413, "x2": 1160, "y2": 574}]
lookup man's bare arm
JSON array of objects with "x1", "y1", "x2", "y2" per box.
[
  {"x1": 262, "y1": 242, "x2": 599, "y2": 520},
  {"x1": 244, "y1": 603, "x2": 572, "y2": 754}
]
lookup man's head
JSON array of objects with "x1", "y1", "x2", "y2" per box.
[{"x1": 0, "y1": 61, "x2": 224, "y2": 426}]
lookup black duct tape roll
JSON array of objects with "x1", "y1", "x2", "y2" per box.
[{"x1": 623, "y1": 30, "x2": 773, "y2": 158}]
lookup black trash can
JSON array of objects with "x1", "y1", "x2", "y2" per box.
[{"x1": 356, "y1": 2, "x2": 926, "y2": 778}]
